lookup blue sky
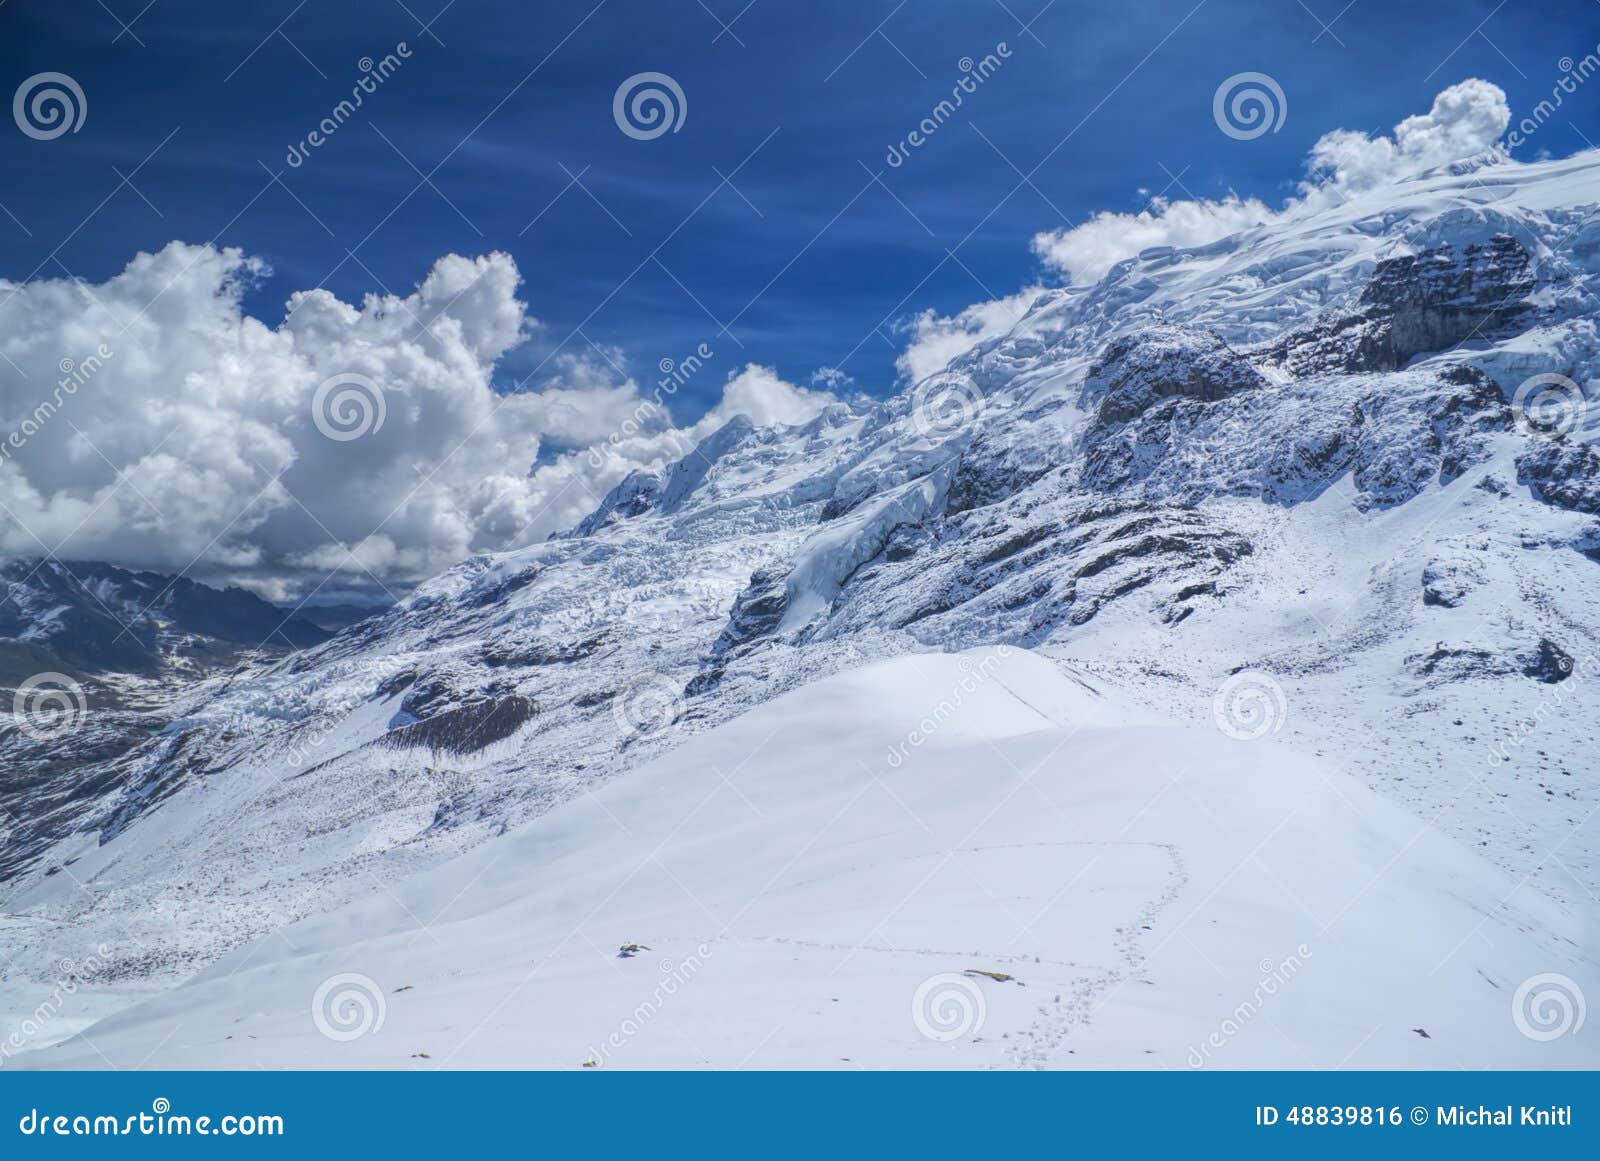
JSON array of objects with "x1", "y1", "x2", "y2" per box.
[{"x1": 2, "y1": 0, "x2": 1597, "y2": 421}]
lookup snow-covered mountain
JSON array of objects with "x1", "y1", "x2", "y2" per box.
[
  {"x1": 6, "y1": 148, "x2": 1600, "y2": 1068},
  {"x1": 0, "y1": 559, "x2": 336, "y2": 885},
  {"x1": 0, "y1": 557, "x2": 331, "y2": 680}
]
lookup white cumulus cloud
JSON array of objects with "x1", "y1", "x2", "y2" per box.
[
  {"x1": 1030, "y1": 79, "x2": 1512, "y2": 287},
  {"x1": 0, "y1": 244, "x2": 835, "y2": 600},
  {"x1": 1304, "y1": 77, "x2": 1509, "y2": 193},
  {"x1": 705, "y1": 363, "x2": 838, "y2": 428},
  {"x1": 1030, "y1": 195, "x2": 1273, "y2": 288},
  {"x1": 896, "y1": 286, "x2": 1047, "y2": 383}
]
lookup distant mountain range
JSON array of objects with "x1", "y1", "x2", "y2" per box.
[{"x1": 0, "y1": 557, "x2": 333, "y2": 682}]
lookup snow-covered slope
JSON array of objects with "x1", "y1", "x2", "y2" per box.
[
  {"x1": 25, "y1": 650, "x2": 1596, "y2": 1069},
  {"x1": 6, "y1": 149, "x2": 1600, "y2": 1068},
  {"x1": 0, "y1": 559, "x2": 336, "y2": 885}
]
